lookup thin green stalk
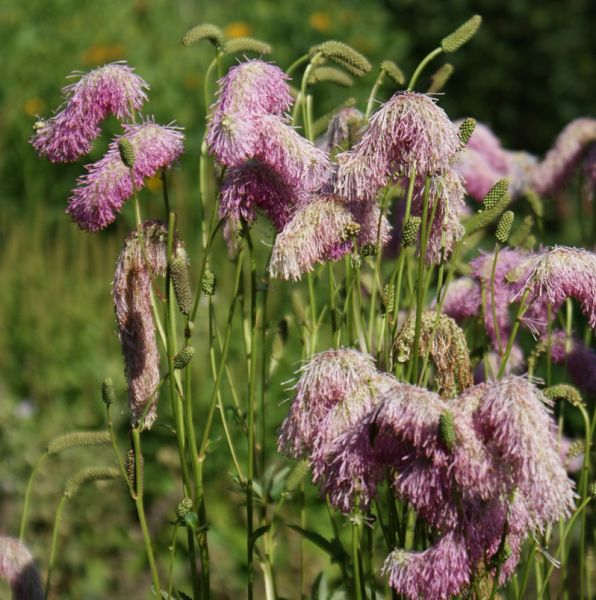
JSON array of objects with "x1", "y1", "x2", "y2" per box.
[
  {"x1": 490, "y1": 243, "x2": 504, "y2": 355},
  {"x1": 132, "y1": 427, "x2": 162, "y2": 596},
  {"x1": 407, "y1": 47, "x2": 443, "y2": 90},
  {"x1": 19, "y1": 453, "x2": 47, "y2": 541},
  {"x1": 410, "y1": 177, "x2": 432, "y2": 382},
  {"x1": 365, "y1": 69, "x2": 385, "y2": 119},
  {"x1": 299, "y1": 53, "x2": 321, "y2": 140},
  {"x1": 45, "y1": 495, "x2": 66, "y2": 599},
  {"x1": 286, "y1": 54, "x2": 309, "y2": 76},
  {"x1": 516, "y1": 541, "x2": 536, "y2": 600},
  {"x1": 167, "y1": 523, "x2": 180, "y2": 600},
  {"x1": 577, "y1": 402, "x2": 592, "y2": 599},
  {"x1": 352, "y1": 517, "x2": 365, "y2": 600},
  {"x1": 328, "y1": 262, "x2": 340, "y2": 346},
  {"x1": 497, "y1": 289, "x2": 531, "y2": 378},
  {"x1": 259, "y1": 267, "x2": 271, "y2": 480}
]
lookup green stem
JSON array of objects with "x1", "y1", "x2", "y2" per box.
[
  {"x1": 516, "y1": 541, "x2": 536, "y2": 600},
  {"x1": 352, "y1": 517, "x2": 365, "y2": 600},
  {"x1": 490, "y1": 243, "x2": 504, "y2": 355},
  {"x1": 286, "y1": 54, "x2": 309, "y2": 76},
  {"x1": 167, "y1": 523, "x2": 179, "y2": 600},
  {"x1": 497, "y1": 289, "x2": 530, "y2": 378},
  {"x1": 407, "y1": 47, "x2": 443, "y2": 91},
  {"x1": 365, "y1": 69, "x2": 385, "y2": 119},
  {"x1": 45, "y1": 495, "x2": 66, "y2": 599},
  {"x1": 19, "y1": 453, "x2": 47, "y2": 541}
]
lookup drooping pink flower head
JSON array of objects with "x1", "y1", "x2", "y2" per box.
[
  {"x1": 334, "y1": 92, "x2": 460, "y2": 201},
  {"x1": 382, "y1": 531, "x2": 472, "y2": 600},
  {"x1": 206, "y1": 60, "x2": 293, "y2": 166},
  {"x1": 0, "y1": 536, "x2": 43, "y2": 600},
  {"x1": 436, "y1": 277, "x2": 481, "y2": 323},
  {"x1": 67, "y1": 120, "x2": 184, "y2": 231},
  {"x1": 113, "y1": 221, "x2": 174, "y2": 428},
  {"x1": 533, "y1": 118, "x2": 596, "y2": 195},
  {"x1": 277, "y1": 348, "x2": 378, "y2": 459},
  {"x1": 319, "y1": 106, "x2": 366, "y2": 154},
  {"x1": 510, "y1": 246, "x2": 596, "y2": 331},
  {"x1": 31, "y1": 62, "x2": 149, "y2": 162}
]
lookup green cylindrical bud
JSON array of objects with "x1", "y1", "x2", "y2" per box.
[
  {"x1": 589, "y1": 482, "x2": 596, "y2": 499},
  {"x1": 458, "y1": 117, "x2": 476, "y2": 147},
  {"x1": 567, "y1": 440, "x2": 585, "y2": 459},
  {"x1": 439, "y1": 410, "x2": 456, "y2": 451},
  {"x1": 102, "y1": 377, "x2": 116, "y2": 405},
  {"x1": 118, "y1": 138, "x2": 135, "y2": 168},
  {"x1": 361, "y1": 243, "x2": 377, "y2": 257},
  {"x1": 48, "y1": 431, "x2": 111, "y2": 455},
  {"x1": 126, "y1": 449, "x2": 144, "y2": 493},
  {"x1": 309, "y1": 66, "x2": 353, "y2": 87},
  {"x1": 496, "y1": 210, "x2": 514, "y2": 243},
  {"x1": 544, "y1": 384, "x2": 584, "y2": 408},
  {"x1": 441, "y1": 15, "x2": 482, "y2": 53},
  {"x1": 169, "y1": 251, "x2": 192, "y2": 316},
  {"x1": 427, "y1": 63, "x2": 454, "y2": 94},
  {"x1": 176, "y1": 497, "x2": 193, "y2": 520},
  {"x1": 223, "y1": 37, "x2": 272, "y2": 55},
  {"x1": 341, "y1": 221, "x2": 361, "y2": 241},
  {"x1": 482, "y1": 179, "x2": 509, "y2": 210},
  {"x1": 174, "y1": 346, "x2": 195, "y2": 370},
  {"x1": 309, "y1": 41, "x2": 372, "y2": 76},
  {"x1": 401, "y1": 216, "x2": 421, "y2": 247},
  {"x1": 64, "y1": 466, "x2": 119, "y2": 499},
  {"x1": 182, "y1": 23, "x2": 224, "y2": 47},
  {"x1": 201, "y1": 268, "x2": 216, "y2": 296},
  {"x1": 381, "y1": 60, "x2": 405, "y2": 85},
  {"x1": 383, "y1": 284, "x2": 395, "y2": 315}
]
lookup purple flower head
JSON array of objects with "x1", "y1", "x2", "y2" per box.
[
  {"x1": 67, "y1": 120, "x2": 184, "y2": 231},
  {"x1": 473, "y1": 344, "x2": 524, "y2": 383},
  {"x1": 410, "y1": 168, "x2": 467, "y2": 265},
  {"x1": 582, "y1": 144, "x2": 596, "y2": 204},
  {"x1": 507, "y1": 151, "x2": 538, "y2": 197},
  {"x1": 0, "y1": 536, "x2": 43, "y2": 600},
  {"x1": 319, "y1": 106, "x2": 366, "y2": 154},
  {"x1": 219, "y1": 160, "x2": 308, "y2": 230},
  {"x1": 473, "y1": 376, "x2": 575, "y2": 529},
  {"x1": 533, "y1": 118, "x2": 596, "y2": 195},
  {"x1": 113, "y1": 221, "x2": 172, "y2": 428},
  {"x1": 31, "y1": 62, "x2": 149, "y2": 162},
  {"x1": 382, "y1": 531, "x2": 472, "y2": 600},
  {"x1": 511, "y1": 246, "x2": 596, "y2": 331},
  {"x1": 548, "y1": 329, "x2": 596, "y2": 397},
  {"x1": 206, "y1": 60, "x2": 292, "y2": 165},
  {"x1": 453, "y1": 147, "x2": 504, "y2": 201},
  {"x1": 462, "y1": 121, "x2": 510, "y2": 172},
  {"x1": 436, "y1": 277, "x2": 481, "y2": 323},
  {"x1": 277, "y1": 348, "x2": 379, "y2": 459},
  {"x1": 335, "y1": 92, "x2": 460, "y2": 201}
]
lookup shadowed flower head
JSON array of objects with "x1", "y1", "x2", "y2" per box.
[
  {"x1": 113, "y1": 221, "x2": 173, "y2": 428},
  {"x1": 511, "y1": 246, "x2": 596, "y2": 331},
  {"x1": 382, "y1": 530, "x2": 471, "y2": 600},
  {"x1": 31, "y1": 62, "x2": 149, "y2": 162},
  {"x1": 533, "y1": 118, "x2": 596, "y2": 195},
  {"x1": 436, "y1": 277, "x2": 481, "y2": 323},
  {"x1": 0, "y1": 537, "x2": 43, "y2": 600},
  {"x1": 335, "y1": 92, "x2": 460, "y2": 201},
  {"x1": 67, "y1": 120, "x2": 184, "y2": 231},
  {"x1": 277, "y1": 348, "x2": 378, "y2": 459},
  {"x1": 320, "y1": 106, "x2": 366, "y2": 154}
]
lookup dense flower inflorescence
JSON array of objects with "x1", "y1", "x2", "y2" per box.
[
  {"x1": 67, "y1": 121, "x2": 184, "y2": 231},
  {"x1": 31, "y1": 62, "x2": 149, "y2": 162},
  {"x1": 0, "y1": 537, "x2": 43, "y2": 600}
]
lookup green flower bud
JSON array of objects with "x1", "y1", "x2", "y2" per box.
[
  {"x1": 118, "y1": 138, "x2": 135, "y2": 168},
  {"x1": 401, "y1": 216, "x2": 421, "y2": 247},
  {"x1": 174, "y1": 346, "x2": 195, "y2": 370},
  {"x1": 441, "y1": 15, "x2": 482, "y2": 53},
  {"x1": 102, "y1": 377, "x2": 116, "y2": 405},
  {"x1": 496, "y1": 210, "x2": 514, "y2": 243}
]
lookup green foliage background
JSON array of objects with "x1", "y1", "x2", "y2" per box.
[{"x1": 0, "y1": 0, "x2": 594, "y2": 597}]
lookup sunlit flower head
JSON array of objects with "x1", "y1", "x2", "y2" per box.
[
  {"x1": 67, "y1": 120, "x2": 184, "y2": 231},
  {"x1": 31, "y1": 62, "x2": 149, "y2": 162}
]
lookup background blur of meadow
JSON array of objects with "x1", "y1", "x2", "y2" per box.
[{"x1": 0, "y1": 0, "x2": 595, "y2": 597}]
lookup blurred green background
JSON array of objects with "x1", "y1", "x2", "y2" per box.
[{"x1": 0, "y1": 0, "x2": 594, "y2": 597}]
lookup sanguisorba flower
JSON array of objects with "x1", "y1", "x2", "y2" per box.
[
  {"x1": 533, "y1": 118, "x2": 596, "y2": 195},
  {"x1": 334, "y1": 92, "x2": 460, "y2": 201},
  {"x1": 0, "y1": 536, "x2": 43, "y2": 600},
  {"x1": 67, "y1": 120, "x2": 184, "y2": 231},
  {"x1": 113, "y1": 221, "x2": 171, "y2": 428},
  {"x1": 206, "y1": 60, "x2": 293, "y2": 166},
  {"x1": 511, "y1": 246, "x2": 596, "y2": 330},
  {"x1": 31, "y1": 62, "x2": 149, "y2": 162}
]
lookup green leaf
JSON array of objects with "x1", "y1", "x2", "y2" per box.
[
  {"x1": 287, "y1": 524, "x2": 348, "y2": 566},
  {"x1": 249, "y1": 524, "x2": 271, "y2": 553},
  {"x1": 312, "y1": 571, "x2": 329, "y2": 600}
]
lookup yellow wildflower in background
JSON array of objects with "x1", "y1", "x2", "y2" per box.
[
  {"x1": 83, "y1": 43, "x2": 126, "y2": 66},
  {"x1": 224, "y1": 22, "x2": 251, "y2": 39},
  {"x1": 24, "y1": 98, "x2": 46, "y2": 117},
  {"x1": 146, "y1": 174, "x2": 163, "y2": 192},
  {"x1": 309, "y1": 11, "x2": 331, "y2": 33}
]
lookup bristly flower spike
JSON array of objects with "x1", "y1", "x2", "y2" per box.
[
  {"x1": 182, "y1": 23, "x2": 224, "y2": 47},
  {"x1": 441, "y1": 15, "x2": 483, "y2": 53}
]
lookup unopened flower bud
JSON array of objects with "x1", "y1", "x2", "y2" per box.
[
  {"x1": 381, "y1": 60, "x2": 405, "y2": 85},
  {"x1": 439, "y1": 410, "x2": 456, "y2": 451},
  {"x1": 361, "y1": 243, "x2": 377, "y2": 257},
  {"x1": 496, "y1": 210, "x2": 514, "y2": 243},
  {"x1": 102, "y1": 377, "x2": 116, "y2": 405},
  {"x1": 169, "y1": 250, "x2": 192, "y2": 316},
  {"x1": 382, "y1": 284, "x2": 395, "y2": 315},
  {"x1": 182, "y1": 23, "x2": 224, "y2": 47},
  {"x1": 482, "y1": 179, "x2": 509, "y2": 210},
  {"x1": 201, "y1": 268, "x2": 216, "y2": 296},
  {"x1": 118, "y1": 138, "x2": 135, "y2": 168},
  {"x1": 401, "y1": 216, "x2": 421, "y2": 247},
  {"x1": 341, "y1": 221, "x2": 361, "y2": 241},
  {"x1": 458, "y1": 117, "x2": 476, "y2": 147},
  {"x1": 174, "y1": 346, "x2": 195, "y2": 370},
  {"x1": 544, "y1": 384, "x2": 584, "y2": 408},
  {"x1": 589, "y1": 482, "x2": 596, "y2": 499},
  {"x1": 176, "y1": 496, "x2": 193, "y2": 520},
  {"x1": 441, "y1": 15, "x2": 482, "y2": 53}
]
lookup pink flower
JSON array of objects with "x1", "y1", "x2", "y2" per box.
[
  {"x1": 0, "y1": 536, "x2": 43, "y2": 600},
  {"x1": 335, "y1": 92, "x2": 460, "y2": 201},
  {"x1": 31, "y1": 62, "x2": 149, "y2": 162},
  {"x1": 463, "y1": 121, "x2": 510, "y2": 172},
  {"x1": 382, "y1": 531, "x2": 472, "y2": 600},
  {"x1": 318, "y1": 106, "x2": 365, "y2": 154},
  {"x1": 453, "y1": 147, "x2": 504, "y2": 201},
  {"x1": 436, "y1": 277, "x2": 481, "y2": 323},
  {"x1": 548, "y1": 330, "x2": 596, "y2": 397},
  {"x1": 533, "y1": 118, "x2": 596, "y2": 195},
  {"x1": 67, "y1": 120, "x2": 184, "y2": 231},
  {"x1": 113, "y1": 221, "x2": 172, "y2": 428}
]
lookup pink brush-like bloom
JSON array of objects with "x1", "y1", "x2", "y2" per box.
[
  {"x1": 67, "y1": 120, "x2": 184, "y2": 231},
  {"x1": 319, "y1": 106, "x2": 366, "y2": 153},
  {"x1": 277, "y1": 348, "x2": 379, "y2": 459},
  {"x1": 463, "y1": 121, "x2": 510, "y2": 172},
  {"x1": 436, "y1": 277, "x2": 481, "y2": 323},
  {"x1": 113, "y1": 221, "x2": 172, "y2": 428},
  {"x1": 206, "y1": 60, "x2": 292, "y2": 165},
  {"x1": 474, "y1": 376, "x2": 575, "y2": 529},
  {"x1": 533, "y1": 118, "x2": 596, "y2": 195},
  {"x1": 335, "y1": 92, "x2": 460, "y2": 201},
  {"x1": 507, "y1": 151, "x2": 538, "y2": 197},
  {"x1": 453, "y1": 147, "x2": 504, "y2": 201},
  {"x1": 219, "y1": 161, "x2": 308, "y2": 230},
  {"x1": 471, "y1": 248, "x2": 530, "y2": 348},
  {"x1": 0, "y1": 536, "x2": 43, "y2": 600},
  {"x1": 382, "y1": 531, "x2": 472, "y2": 600},
  {"x1": 511, "y1": 246, "x2": 596, "y2": 331},
  {"x1": 31, "y1": 62, "x2": 149, "y2": 162},
  {"x1": 410, "y1": 168, "x2": 467, "y2": 264},
  {"x1": 268, "y1": 196, "x2": 389, "y2": 280},
  {"x1": 548, "y1": 330, "x2": 596, "y2": 397}
]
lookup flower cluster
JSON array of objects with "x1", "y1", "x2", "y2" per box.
[{"x1": 279, "y1": 350, "x2": 575, "y2": 599}]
